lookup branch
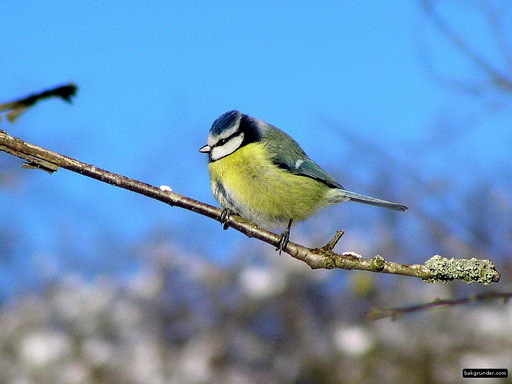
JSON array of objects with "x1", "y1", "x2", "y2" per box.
[
  {"x1": 421, "y1": 0, "x2": 512, "y2": 94},
  {"x1": 0, "y1": 83, "x2": 77, "y2": 123},
  {"x1": 0, "y1": 130, "x2": 501, "y2": 284},
  {"x1": 367, "y1": 291, "x2": 512, "y2": 320}
]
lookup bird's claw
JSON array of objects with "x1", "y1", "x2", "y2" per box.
[
  {"x1": 277, "y1": 231, "x2": 289, "y2": 254},
  {"x1": 276, "y1": 219, "x2": 293, "y2": 254},
  {"x1": 220, "y1": 208, "x2": 232, "y2": 230}
]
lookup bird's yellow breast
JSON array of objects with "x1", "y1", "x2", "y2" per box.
[{"x1": 208, "y1": 142, "x2": 331, "y2": 228}]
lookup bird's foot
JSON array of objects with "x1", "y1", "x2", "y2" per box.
[
  {"x1": 220, "y1": 208, "x2": 232, "y2": 230},
  {"x1": 276, "y1": 219, "x2": 293, "y2": 254}
]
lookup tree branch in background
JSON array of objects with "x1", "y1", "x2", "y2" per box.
[
  {"x1": 367, "y1": 291, "x2": 512, "y2": 320},
  {"x1": 420, "y1": 0, "x2": 512, "y2": 94},
  {"x1": 0, "y1": 83, "x2": 77, "y2": 123},
  {"x1": 479, "y1": 0, "x2": 512, "y2": 70}
]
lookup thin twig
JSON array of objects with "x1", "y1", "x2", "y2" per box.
[
  {"x1": 0, "y1": 83, "x2": 77, "y2": 123},
  {"x1": 421, "y1": 0, "x2": 512, "y2": 93},
  {"x1": 367, "y1": 291, "x2": 512, "y2": 320},
  {"x1": 479, "y1": 0, "x2": 512, "y2": 71}
]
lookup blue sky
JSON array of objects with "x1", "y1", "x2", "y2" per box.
[{"x1": 1, "y1": 2, "x2": 511, "y2": 297}]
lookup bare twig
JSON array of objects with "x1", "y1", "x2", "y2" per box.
[
  {"x1": 0, "y1": 130, "x2": 501, "y2": 284},
  {"x1": 0, "y1": 83, "x2": 77, "y2": 123},
  {"x1": 421, "y1": 0, "x2": 512, "y2": 93},
  {"x1": 367, "y1": 291, "x2": 512, "y2": 320},
  {"x1": 479, "y1": 0, "x2": 512, "y2": 70}
]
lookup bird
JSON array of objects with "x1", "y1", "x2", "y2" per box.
[{"x1": 199, "y1": 110, "x2": 407, "y2": 252}]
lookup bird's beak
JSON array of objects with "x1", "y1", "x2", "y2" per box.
[{"x1": 199, "y1": 145, "x2": 211, "y2": 153}]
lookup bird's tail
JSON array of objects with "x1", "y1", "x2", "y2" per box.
[{"x1": 333, "y1": 190, "x2": 408, "y2": 211}]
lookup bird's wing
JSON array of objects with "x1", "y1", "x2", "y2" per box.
[{"x1": 263, "y1": 125, "x2": 344, "y2": 189}]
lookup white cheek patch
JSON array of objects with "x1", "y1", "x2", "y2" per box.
[{"x1": 211, "y1": 133, "x2": 245, "y2": 161}]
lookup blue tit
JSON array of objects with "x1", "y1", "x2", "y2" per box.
[{"x1": 199, "y1": 110, "x2": 407, "y2": 251}]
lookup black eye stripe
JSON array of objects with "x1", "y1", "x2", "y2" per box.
[
  {"x1": 217, "y1": 137, "x2": 229, "y2": 146},
  {"x1": 214, "y1": 131, "x2": 242, "y2": 147}
]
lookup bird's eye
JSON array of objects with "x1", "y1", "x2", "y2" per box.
[{"x1": 217, "y1": 138, "x2": 228, "y2": 146}]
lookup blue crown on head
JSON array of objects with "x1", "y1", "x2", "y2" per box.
[{"x1": 210, "y1": 110, "x2": 242, "y2": 135}]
